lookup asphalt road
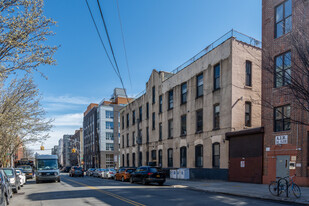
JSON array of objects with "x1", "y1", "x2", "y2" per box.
[{"x1": 10, "y1": 174, "x2": 291, "y2": 206}]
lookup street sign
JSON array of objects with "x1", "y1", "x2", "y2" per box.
[{"x1": 275, "y1": 135, "x2": 288, "y2": 145}]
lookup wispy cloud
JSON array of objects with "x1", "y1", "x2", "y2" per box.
[
  {"x1": 44, "y1": 95, "x2": 99, "y2": 105},
  {"x1": 53, "y1": 113, "x2": 83, "y2": 127}
]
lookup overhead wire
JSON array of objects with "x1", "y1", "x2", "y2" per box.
[
  {"x1": 116, "y1": 0, "x2": 133, "y2": 90},
  {"x1": 85, "y1": 0, "x2": 120, "y2": 79}
]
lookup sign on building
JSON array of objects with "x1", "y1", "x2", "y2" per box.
[{"x1": 275, "y1": 135, "x2": 288, "y2": 145}]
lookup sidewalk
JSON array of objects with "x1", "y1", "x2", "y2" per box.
[{"x1": 166, "y1": 178, "x2": 309, "y2": 205}]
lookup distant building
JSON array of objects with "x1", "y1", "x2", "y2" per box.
[
  {"x1": 63, "y1": 134, "x2": 73, "y2": 167},
  {"x1": 69, "y1": 129, "x2": 83, "y2": 166},
  {"x1": 58, "y1": 138, "x2": 64, "y2": 167},
  {"x1": 83, "y1": 103, "x2": 99, "y2": 169},
  {"x1": 97, "y1": 88, "x2": 133, "y2": 169},
  {"x1": 51, "y1": 145, "x2": 59, "y2": 156}
]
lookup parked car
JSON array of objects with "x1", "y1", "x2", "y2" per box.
[
  {"x1": 15, "y1": 169, "x2": 26, "y2": 187},
  {"x1": 0, "y1": 170, "x2": 12, "y2": 206},
  {"x1": 17, "y1": 165, "x2": 33, "y2": 179},
  {"x1": 130, "y1": 166, "x2": 165, "y2": 186},
  {"x1": 69, "y1": 166, "x2": 84, "y2": 177},
  {"x1": 102, "y1": 169, "x2": 116, "y2": 179},
  {"x1": 86, "y1": 168, "x2": 96, "y2": 176},
  {"x1": 61, "y1": 166, "x2": 71, "y2": 173},
  {"x1": 115, "y1": 168, "x2": 136, "y2": 182},
  {"x1": 93, "y1": 169, "x2": 105, "y2": 178},
  {"x1": 2, "y1": 168, "x2": 20, "y2": 193}
]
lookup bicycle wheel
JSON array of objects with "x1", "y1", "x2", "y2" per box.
[
  {"x1": 292, "y1": 184, "x2": 301, "y2": 198},
  {"x1": 269, "y1": 181, "x2": 278, "y2": 196}
]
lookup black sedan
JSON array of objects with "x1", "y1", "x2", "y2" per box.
[{"x1": 130, "y1": 166, "x2": 165, "y2": 186}]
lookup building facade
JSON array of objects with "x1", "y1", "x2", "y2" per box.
[
  {"x1": 83, "y1": 103, "x2": 99, "y2": 169},
  {"x1": 58, "y1": 138, "x2": 63, "y2": 167},
  {"x1": 97, "y1": 88, "x2": 133, "y2": 169},
  {"x1": 120, "y1": 31, "x2": 261, "y2": 180},
  {"x1": 63, "y1": 134, "x2": 72, "y2": 167},
  {"x1": 262, "y1": 0, "x2": 309, "y2": 186},
  {"x1": 69, "y1": 129, "x2": 83, "y2": 166}
]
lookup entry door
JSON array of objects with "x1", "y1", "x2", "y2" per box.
[{"x1": 276, "y1": 155, "x2": 290, "y2": 178}]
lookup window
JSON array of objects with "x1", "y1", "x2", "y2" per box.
[
  {"x1": 106, "y1": 132, "x2": 114, "y2": 140},
  {"x1": 168, "y1": 149, "x2": 173, "y2": 167},
  {"x1": 275, "y1": 51, "x2": 291, "y2": 88},
  {"x1": 213, "y1": 104, "x2": 220, "y2": 129},
  {"x1": 180, "y1": 147, "x2": 187, "y2": 168},
  {"x1": 122, "y1": 115, "x2": 124, "y2": 129},
  {"x1": 122, "y1": 135, "x2": 124, "y2": 148},
  {"x1": 139, "y1": 151, "x2": 142, "y2": 167},
  {"x1": 168, "y1": 119, "x2": 173, "y2": 139},
  {"x1": 159, "y1": 123, "x2": 162, "y2": 141},
  {"x1": 139, "y1": 106, "x2": 142, "y2": 121},
  {"x1": 274, "y1": 105, "x2": 291, "y2": 132},
  {"x1": 168, "y1": 90, "x2": 173, "y2": 109},
  {"x1": 132, "y1": 131, "x2": 135, "y2": 146},
  {"x1": 213, "y1": 143, "x2": 220, "y2": 168},
  {"x1": 122, "y1": 154, "x2": 125, "y2": 167},
  {"x1": 246, "y1": 61, "x2": 252, "y2": 86},
  {"x1": 106, "y1": 111, "x2": 114, "y2": 119},
  {"x1": 158, "y1": 150, "x2": 162, "y2": 167},
  {"x1": 106, "y1": 122, "x2": 114, "y2": 129},
  {"x1": 126, "y1": 113, "x2": 129, "y2": 128},
  {"x1": 195, "y1": 145, "x2": 203, "y2": 167},
  {"x1": 146, "y1": 151, "x2": 149, "y2": 165},
  {"x1": 126, "y1": 133, "x2": 129, "y2": 147},
  {"x1": 132, "y1": 110, "x2": 136, "y2": 125},
  {"x1": 146, "y1": 127, "x2": 149, "y2": 143},
  {"x1": 214, "y1": 64, "x2": 220, "y2": 90},
  {"x1": 181, "y1": 83, "x2": 187, "y2": 104},
  {"x1": 152, "y1": 86, "x2": 155, "y2": 104},
  {"x1": 106, "y1": 143, "x2": 114, "y2": 151},
  {"x1": 138, "y1": 129, "x2": 142, "y2": 144},
  {"x1": 181, "y1": 115, "x2": 187, "y2": 136},
  {"x1": 159, "y1": 95, "x2": 162, "y2": 113},
  {"x1": 245, "y1": 102, "x2": 252, "y2": 127},
  {"x1": 152, "y1": 112, "x2": 155, "y2": 130},
  {"x1": 275, "y1": 0, "x2": 292, "y2": 38},
  {"x1": 146, "y1": 102, "x2": 149, "y2": 119},
  {"x1": 151, "y1": 150, "x2": 156, "y2": 161},
  {"x1": 196, "y1": 74, "x2": 203, "y2": 97},
  {"x1": 132, "y1": 153, "x2": 136, "y2": 167},
  {"x1": 127, "y1": 153, "x2": 129, "y2": 167},
  {"x1": 196, "y1": 109, "x2": 203, "y2": 132}
]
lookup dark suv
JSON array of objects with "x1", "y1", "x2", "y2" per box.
[
  {"x1": 130, "y1": 166, "x2": 165, "y2": 186},
  {"x1": 69, "y1": 166, "x2": 84, "y2": 177}
]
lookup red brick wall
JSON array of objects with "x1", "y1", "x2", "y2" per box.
[{"x1": 262, "y1": 0, "x2": 309, "y2": 185}]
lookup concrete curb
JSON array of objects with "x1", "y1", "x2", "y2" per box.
[{"x1": 182, "y1": 186, "x2": 309, "y2": 205}]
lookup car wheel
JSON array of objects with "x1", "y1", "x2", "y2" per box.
[
  {"x1": 130, "y1": 177, "x2": 134, "y2": 184},
  {"x1": 142, "y1": 178, "x2": 148, "y2": 185},
  {"x1": 121, "y1": 176, "x2": 124, "y2": 182},
  {"x1": 13, "y1": 189, "x2": 17, "y2": 194},
  {"x1": 18, "y1": 185, "x2": 20, "y2": 190}
]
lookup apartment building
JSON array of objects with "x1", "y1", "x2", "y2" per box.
[
  {"x1": 63, "y1": 134, "x2": 73, "y2": 167},
  {"x1": 262, "y1": 0, "x2": 309, "y2": 186},
  {"x1": 69, "y1": 129, "x2": 83, "y2": 166},
  {"x1": 120, "y1": 30, "x2": 261, "y2": 180},
  {"x1": 83, "y1": 103, "x2": 99, "y2": 169},
  {"x1": 97, "y1": 88, "x2": 133, "y2": 169}
]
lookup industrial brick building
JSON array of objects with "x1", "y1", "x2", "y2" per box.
[
  {"x1": 120, "y1": 30, "x2": 262, "y2": 180},
  {"x1": 262, "y1": 0, "x2": 309, "y2": 186}
]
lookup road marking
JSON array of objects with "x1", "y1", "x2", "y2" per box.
[{"x1": 63, "y1": 177, "x2": 146, "y2": 206}]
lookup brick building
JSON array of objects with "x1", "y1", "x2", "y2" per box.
[
  {"x1": 262, "y1": 0, "x2": 309, "y2": 186},
  {"x1": 120, "y1": 30, "x2": 262, "y2": 180}
]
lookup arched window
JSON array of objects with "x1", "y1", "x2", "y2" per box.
[
  {"x1": 212, "y1": 143, "x2": 220, "y2": 168},
  {"x1": 122, "y1": 154, "x2": 125, "y2": 167},
  {"x1": 132, "y1": 153, "x2": 136, "y2": 167},
  {"x1": 195, "y1": 144, "x2": 203, "y2": 167},
  {"x1": 126, "y1": 153, "x2": 130, "y2": 167},
  {"x1": 167, "y1": 148, "x2": 173, "y2": 167},
  {"x1": 180, "y1": 146, "x2": 187, "y2": 168}
]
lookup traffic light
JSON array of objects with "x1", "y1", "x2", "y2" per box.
[
  {"x1": 72, "y1": 148, "x2": 76, "y2": 153},
  {"x1": 40, "y1": 146, "x2": 44, "y2": 150}
]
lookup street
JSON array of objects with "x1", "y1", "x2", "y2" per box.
[{"x1": 10, "y1": 174, "x2": 291, "y2": 206}]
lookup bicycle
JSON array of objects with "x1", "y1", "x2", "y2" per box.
[
  {"x1": 284, "y1": 175, "x2": 301, "y2": 198},
  {"x1": 269, "y1": 177, "x2": 288, "y2": 196}
]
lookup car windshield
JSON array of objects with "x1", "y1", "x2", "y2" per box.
[
  {"x1": 109, "y1": 169, "x2": 116, "y2": 172},
  {"x1": 18, "y1": 165, "x2": 32, "y2": 170},
  {"x1": 126, "y1": 169, "x2": 135, "y2": 173},
  {"x1": 99, "y1": 169, "x2": 105, "y2": 171},
  {"x1": 3, "y1": 169, "x2": 14, "y2": 177},
  {"x1": 37, "y1": 159, "x2": 58, "y2": 170},
  {"x1": 74, "y1": 167, "x2": 82, "y2": 170}
]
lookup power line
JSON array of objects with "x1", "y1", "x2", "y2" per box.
[
  {"x1": 116, "y1": 0, "x2": 132, "y2": 89},
  {"x1": 85, "y1": 0, "x2": 120, "y2": 78}
]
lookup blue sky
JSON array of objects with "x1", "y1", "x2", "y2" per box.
[{"x1": 33, "y1": 0, "x2": 262, "y2": 153}]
